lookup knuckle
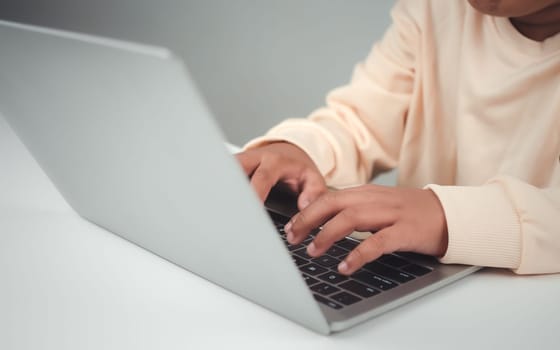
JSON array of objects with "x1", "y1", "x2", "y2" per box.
[
  {"x1": 253, "y1": 167, "x2": 271, "y2": 181},
  {"x1": 306, "y1": 174, "x2": 326, "y2": 192},
  {"x1": 295, "y1": 211, "x2": 309, "y2": 228},
  {"x1": 317, "y1": 192, "x2": 329, "y2": 205},
  {"x1": 388, "y1": 192, "x2": 405, "y2": 210},
  {"x1": 340, "y1": 207, "x2": 358, "y2": 222},
  {"x1": 263, "y1": 152, "x2": 281, "y2": 166},
  {"x1": 320, "y1": 191, "x2": 338, "y2": 207}
]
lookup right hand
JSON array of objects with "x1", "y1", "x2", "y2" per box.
[{"x1": 235, "y1": 142, "x2": 327, "y2": 210}]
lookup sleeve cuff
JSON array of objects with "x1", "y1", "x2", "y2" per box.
[{"x1": 426, "y1": 183, "x2": 522, "y2": 269}]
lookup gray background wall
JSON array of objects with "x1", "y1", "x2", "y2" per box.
[{"x1": 0, "y1": 0, "x2": 396, "y2": 183}]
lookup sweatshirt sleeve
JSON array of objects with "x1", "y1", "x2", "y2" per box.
[
  {"x1": 427, "y1": 176, "x2": 560, "y2": 274},
  {"x1": 244, "y1": 0, "x2": 420, "y2": 188}
]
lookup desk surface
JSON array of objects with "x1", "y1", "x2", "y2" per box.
[{"x1": 1, "y1": 114, "x2": 559, "y2": 350}]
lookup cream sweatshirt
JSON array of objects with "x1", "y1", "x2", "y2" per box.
[{"x1": 245, "y1": 0, "x2": 560, "y2": 274}]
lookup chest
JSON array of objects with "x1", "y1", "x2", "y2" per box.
[{"x1": 451, "y1": 60, "x2": 560, "y2": 185}]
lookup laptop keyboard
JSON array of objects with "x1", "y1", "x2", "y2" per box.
[{"x1": 269, "y1": 211, "x2": 433, "y2": 310}]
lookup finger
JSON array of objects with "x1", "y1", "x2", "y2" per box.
[
  {"x1": 297, "y1": 169, "x2": 327, "y2": 210},
  {"x1": 235, "y1": 151, "x2": 261, "y2": 176},
  {"x1": 306, "y1": 209, "x2": 357, "y2": 257},
  {"x1": 287, "y1": 190, "x2": 381, "y2": 244},
  {"x1": 236, "y1": 151, "x2": 278, "y2": 201},
  {"x1": 306, "y1": 204, "x2": 395, "y2": 257},
  {"x1": 286, "y1": 191, "x2": 347, "y2": 244},
  {"x1": 338, "y1": 226, "x2": 402, "y2": 275},
  {"x1": 250, "y1": 164, "x2": 282, "y2": 202}
]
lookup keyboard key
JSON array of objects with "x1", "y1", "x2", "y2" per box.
[
  {"x1": 300, "y1": 263, "x2": 328, "y2": 276},
  {"x1": 363, "y1": 261, "x2": 416, "y2": 283},
  {"x1": 311, "y1": 283, "x2": 341, "y2": 296},
  {"x1": 313, "y1": 294, "x2": 342, "y2": 310},
  {"x1": 318, "y1": 272, "x2": 348, "y2": 284},
  {"x1": 402, "y1": 263, "x2": 432, "y2": 276},
  {"x1": 288, "y1": 243, "x2": 305, "y2": 252},
  {"x1": 292, "y1": 255, "x2": 308, "y2": 266},
  {"x1": 302, "y1": 274, "x2": 319, "y2": 286},
  {"x1": 311, "y1": 255, "x2": 340, "y2": 268},
  {"x1": 336, "y1": 238, "x2": 360, "y2": 251},
  {"x1": 294, "y1": 248, "x2": 312, "y2": 259},
  {"x1": 325, "y1": 245, "x2": 350, "y2": 258},
  {"x1": 268, "y1": 210, "x2": 290, "y2": 224},
  {"x1": 353, "y1": 270, "x2": 398, "y2": 290},
  {"x1": 331, "y1": 292, "x2": 362, "y2": 306},
  {"x1": 379, "y1": 254, "x2": 409, "y2": 268},
  {"x1": 339, "y1": 280, "x2": 380, "y2": 298}
]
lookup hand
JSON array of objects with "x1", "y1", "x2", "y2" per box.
[
  {"x1": 235, "y1": 142, "x2": 327, "y2": 210},
  {"x1": 284, "y1": 185, "x2": 448, "y2": 275}
]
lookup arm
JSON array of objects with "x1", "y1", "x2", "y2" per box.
[{"x1": 245, "y1": 0, "x2": 421, "y2": 188}]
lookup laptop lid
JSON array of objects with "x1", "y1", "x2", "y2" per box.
[
  {"x1": 0, "y1": 20, "x2": 330, "y2": 334},
  {"x1": 0, "y1": 20, "x2": 483, "y2": 334}
]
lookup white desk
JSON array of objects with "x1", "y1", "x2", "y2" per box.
[{"x1": 1, "y1": 114, "x2": 559, "y2": 350}]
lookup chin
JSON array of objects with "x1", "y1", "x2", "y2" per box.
[
  {"x1": 467, "y1": 0, "x2": 504, "y2": 15},
  {"x1": 467, "y1": 0, "x2": 558, "y2": 17}
]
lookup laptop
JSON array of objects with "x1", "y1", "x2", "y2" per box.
[{"x1": 0, "y1": 20, "x2": 481, "y2": 334}]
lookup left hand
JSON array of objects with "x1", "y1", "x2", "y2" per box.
[{"x1": 284, "y1": 184, "x2": 449, "y2": 275}]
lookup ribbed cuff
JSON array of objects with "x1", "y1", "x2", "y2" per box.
[
  {"x1": 243, "y1": 119, "x2": 336, "y2": 177},
  {"x1": 426, "y1": 183, "x2": 521, "y2": 269}
]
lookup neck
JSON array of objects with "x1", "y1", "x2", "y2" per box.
[{"x1": 510, "y1": 4, "x2": 560, "y2": 41}]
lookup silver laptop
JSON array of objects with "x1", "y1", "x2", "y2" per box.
[{"x1": 0, "y1": 20, "x2": 480, "y2": 334}]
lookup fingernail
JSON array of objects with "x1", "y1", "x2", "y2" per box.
[
  {"x1": 287, "y1": 231, "x2": 294, "y2": 244},
  {"x1": 307, "y1": 242, "x2": 317, "y2": 256},
  {"x1": 300, "y1": 199, "x2": 310, "y2": 209},
  {"x1": 284, "y1": 221, "x2": 292, "y2": 233},
  {"x1": 285, "y1": 222, "x2": 294, "y2": 243},
  {"x1": 338, "y1": 261, "x2": 349, "y2": 274}
]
